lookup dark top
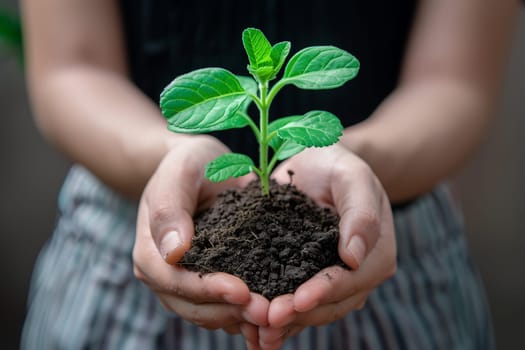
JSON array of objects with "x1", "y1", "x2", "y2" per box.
[{"x1": 120, "y1": 0, "x2": 416, "y2": 160}]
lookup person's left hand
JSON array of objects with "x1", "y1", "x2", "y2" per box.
[{"x1": 257, "y1": 144, "x2": 397, "y2": 349}]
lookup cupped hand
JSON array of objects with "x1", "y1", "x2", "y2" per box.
[
  {"x1": 258, "y1": 144, "x2": 397, "y2": 349},
  {"x1": 133, "y1": 135, "x2": 268, "y2": 347}
]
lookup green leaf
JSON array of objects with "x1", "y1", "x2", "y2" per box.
[
  {"x1": 269, "y1": 41, "x2": 291, "y2": 80},
  {"x1": 275, "y1": 142, "x2": 306, "y2": 160},
  {"x1": 267, "y1": 116, "x2": 306, "y2": 160},
  {"x1": 205, "y1": 153, "x2": 255, "y2": 182},
  {"x1": 235, "y1": 75, "x2": 257, "y2": 113},
  {"x1": 242, "y1": 28, "x2": 272, "y2": 69},
  {"x1": 282, "y1": 46, "x2": 359, "y2": 90},
  {"x1": 236, "y1": 75, "x2": 258, "y2": 96},
  {"x1": 160, "y1": 68, "x2": 250, "y2": 133},
  {"x1": 247, "y1": 65, "x2": 274, "y2": 82},
  {"x1": 243, "y1": 28, "x2": 276, "y2": 82},
  {"x1": 277, "y1": 110, "x2": 343, "y2": 147},
  {"x1": 232, "y1": 75, "x2": 257, "y2": 126},
  {"x1": 268, "y1": 116, "x2": 302, "y2": 148}
]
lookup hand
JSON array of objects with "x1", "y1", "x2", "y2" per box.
[
  {"x1": 133, "y1": 135, "x2": 268, "y2": 347},
  {"x1": 258, "y1": 144, "x2": 396, "y2": 349}
]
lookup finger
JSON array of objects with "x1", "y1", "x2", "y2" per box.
[
  {"x1": 293, "y1": 234, "x2": 395, "y2": 313},
  {"x1": 271, "y1": 167, "x2": 295, "y2": 185},
  {"x1": 291, "y1": 291, "x2": 369, "y2": 327},
  {"x1": 292, "y1": 266, "x2": 353, "y2": 312},
  {"x1": 236, "y1": 171, "x2": 259, "y2": 188},
  {"x1": 245, "y1": 293, "x2": 271, "y2": 327},
  {"x1": 258, "y1": 327, "x2": 287, "y2": 350},
  {"x1": 144, "y1": 144, "x2": 236, "y2": 264},
  {"x1": 332, "y1": 160, "x2": 387, "y2": 269},
  {"x1": 267, "y1": 294, "x2": 296, "y2": 328},
  {"x1": 159, "y1": 292, "x2": 269, "y2": 329},
  {"x1": 258, "y1": 325, "x2": 304, "y2": 350},
  {"x1": 240, "y1": 323, "x2": 261, "y2": 350},
  {"x1": 135, "y1": 204, "x2": 251, "y2": 304},
  {"x1": 259, "y1": 326, "x2": 286, "y2": 345},
  {"x1": 270, "y1": 150, "x2": 332, "y2": 206},
  {"x1": 145, "y1": 147, "x2": 257, "y2": 265},
  {"x1": 159, "y1": 295, "x2": 244, "y2": 330},
  {"x1": 268, "y1": 270, "x2": 361, "y2": 323},
  {"x1": 143, "y1": 266, "x2": 251, "y2": 304},
  {"x1": 145, "y1": 159, "x2": 200, "y2": 264},
  {"x1": 223, "y1": 324, "x2": 241, "y2": 335}
]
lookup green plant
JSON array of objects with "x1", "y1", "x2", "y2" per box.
[{"x1": 160, "y1": 28, "x2": 359, "y2": 195}]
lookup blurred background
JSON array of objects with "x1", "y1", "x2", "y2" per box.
[{"x1": 1, "y1": 1, "x2": 523, "y2": 349}]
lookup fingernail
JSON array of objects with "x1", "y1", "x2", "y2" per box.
[
  {"x1": 347, "y1": 235, "x2": 366, "y2": 268},
  {"x1": 160, "y1": 230, "x2": 183, "y2": 260}
]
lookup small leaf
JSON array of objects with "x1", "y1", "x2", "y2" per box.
[
  {"x1": 268, "y1": 116, "x2": 306, "y2": 160},
  {"x1": 275, "y1": 142, "x2": 306, "y2": 160},
  {"x1": 205, "y1": 153, "x2": 255, "y2": 182},
  {"x1": 160, "y1": 68, "x2": 250, "y2": 133},
  {"x1": 268, "y1": 116, "x2": 302, "y2": 149},
  {"x1": 282, "y1": 46, "x2": 359, "y2": 90},
  {"x1": 277, "y1": 110, "x2": 343, "y2": 147},
  {"x1": 243, "y1": 28, "x2": 278, "y2": 82},
  {"x1": 236, "y1": 75, "x2": 258, "y2": 96},
  {"x1": 242, "y1": 28, "x2": 272, "y2": 67},
  {"x1": 269, "y1": 41, "x2": 291, "y2": 80},
  {"x1": 247, "y1": 65, "x2": 274, "y2": 82}
]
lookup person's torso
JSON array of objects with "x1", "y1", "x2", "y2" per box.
[{"x1": 120, "y1": 0, "x2": 416, "y2": 158}]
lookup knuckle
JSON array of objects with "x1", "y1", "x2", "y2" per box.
[
  {"x1": 150, "y1": 204, "x2": 175, "y2": 225},
  {"x1": 131, "y1": 245, "x2": 152, "y2": 284},
  {"x1": 189, "y1": 308, "x2": 212, "y2": 328},
  {"x1": 223, "y1": 325, "x2": 241, "y2": 335},
  {"x1": 350, "y1": 158, "x2": 375, "y2": 179},
  {"x1": 355, "y1": 297, "x2": 368, "y2": 310},
  {"x1": 345, "y1": 284, "x2": 358, "y2": 297},
  {"x1": 351, "y1": 209, "x2": 381, "y2": 240},
  {"x1": 189, "y1": 309, "x2": 204, "y2": 327},
  {"x1": 329, "y1": 304, "x2": 346, "y2": 323},
  {"x1": 159, "y1": 299, "x2": 171, "y2": 312},
  {"x1": 166, "y1": 278, "x2": 183, "y2": 296},
  {"x1": 202, "y1": 323, "x2": 222, "y2": 331},
  {"x1": 131, "y1": 244, "x2": 144, "y2": 267},
  {"x1": 132, "y1": 265, "x2": 146, "y2": 282}
]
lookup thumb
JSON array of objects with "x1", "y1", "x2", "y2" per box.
[
  {"x1": 150, "y1": 206, "x2": 195, "y2": 265},
  {"x1": 338, "y1": 211, "x2": 378, "y2": 270},
  {"x1": 145, "y1": 168, "x2": 199, "y2": 265},
  {"x1": 333, "y1": 173, "x2": 383, "y2": 270}
]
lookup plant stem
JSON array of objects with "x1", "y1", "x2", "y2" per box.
[{"x1": 258, "y1": 81, "x2": 270, "y2": 195}]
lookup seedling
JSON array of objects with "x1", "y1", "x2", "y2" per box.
[{"x1": 160, "y1": 28, "x2": 359, "y2": 195}]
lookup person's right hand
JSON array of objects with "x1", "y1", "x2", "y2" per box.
[{"x1": 133, "y1": 135, "x2": 268, "y2": 349}]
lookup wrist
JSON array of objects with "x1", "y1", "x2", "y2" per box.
[
  {"x1": 340, "y1": 124, "x2": 406, "y2": 202},
  {"x1": 140, "y1": 133, "x2": 229, "y2": 186},
  {"x1": 126, "y1": 130, "x2": 192, "y2": 193}
]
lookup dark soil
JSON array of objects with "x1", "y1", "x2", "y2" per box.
[{"x1": 180, "y1": 179, "x2": 346, "y2": 300}]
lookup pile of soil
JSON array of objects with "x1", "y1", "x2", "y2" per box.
[{"x1": 180, "y1": 179, "x2": 345, "y2": 300}]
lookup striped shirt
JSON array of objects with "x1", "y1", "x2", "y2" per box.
[{"x1": 21, "y1": 165, "x2": 495, "y2": 349}]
